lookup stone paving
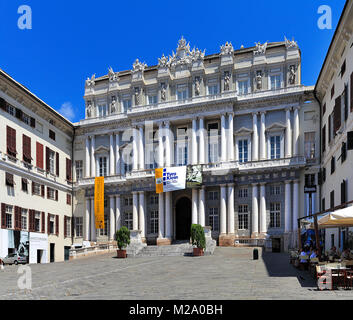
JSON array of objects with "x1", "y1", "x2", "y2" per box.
[{"x1": 0, "y1": 247, "x2": 352, "y2": 300}]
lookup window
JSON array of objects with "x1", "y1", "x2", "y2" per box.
[
  {"x1": 238, "y1": 140, "x2": 249, "y2": 163},
  {"x1": 322, "y1": 198, "x2": 325, "y2": 211},
  {"x1": 177, "y1": 145, "x2": 188, "y2": 166},
  {"x1": 22, "y1": 178, "x2": 28, "y2": 192},
  {"x1": 270, "y1": 136, "x2": 281, "y2": 159},
  {"x1": 238, "y1": 188, "x2": 248, "y2": 198},
  {"x1": 270, "y1": 75, "x2": 281, "y2": 90},
  {"x1": 5, "y1": 173, "x2": 14, "y2": 187},
  {"x1": 323, "y1": 103, "x2": 326, "y2": 115},
  {"x1": 66, "y1": 158, "x2": 72, "y2": 181},
  {"x1": 75, "y1": 160, "x2": 83, "y2": 179},
  {"x1": 270, "y1": 185, "x2": 281, "y2": 195},
  {"x1": 238, "y1": 205, "x2": 249, "y2": 230},
  {"x1": 5, "y1": 205, "x2": 13, "y2": 229},
  {"x1": 330, "y1": 191, "x2": 335, "y2": 209},
  {"x1": 67, "y1": 194, "x2": 72, "y2": 205},
  {"x1": 22, "y1": 113, "x2": 30, "y2": 125},
  {"x1": 323, "y1": 167, "x2": 326, "y2": 182},
  {"x1": 208, "y1": 191, "x2": 219, "y2": 201},
  {"x1": 150, "y1": 210, "x2": 159, "y2": 234},
  {"x1": 22, "y1": 135, "x2": 32, "y2": 164},
  {"x1": 208, "y1": 123, "x2": 219, "y2": 163},
  {"x1": 334, "y1": 96, "x2": 342, "y2": 133},
  {"x1": 21, "y1": 209, "x2": 28, "y2": 231},
  {"x1": 7, "y1": 104, "x2": 15, "y2": 116},
  {"x1": 49, "y1": 215, "x2": 55, "y2": 234},
  {"x1": 304, "y1": 132, "x2": 316, "y2": 159},
  {"x1": 35, "y1": 211, "x2": 41, "y2": 232},
  {"x1": 48, "y1": 149, "x2": 55, "y2": 174},
  {"x1": 75, "y1": 217, "x2": 83, "y2": 237},
  {"x1": 36, "y1": 142, "x2": 44, "y2": 170},
  {"x1": 208, "y1": 84, "x2": 219, "y2": 95},
  {"x1": 124, "y1": 197, "x2": 133, "y2": 206},
  {"x1": 331, "y1": 156, "x2": 335, "y2": 174},
  {"x1": 150, "y1": 196, "x2": 159, "y2": 205},
  {"x1": 341, "y1": 142, "x2": 347, "y2": 163},
  {"x1": 32, "y1": 182, "x2": 42, "y2": 196},
  {"x1": 148, "y1": 95, "x2": 158, "y2": 105},
  {"x1": 270, "y1": 203, "x2": 281, "y2": 228},
  {"x1": 125, "y1": 212, "x2": 133, "y2": 230},
  {"x1": 49, "y1": 130, "x2": 56, "y2": 141},
  {"x1": 98, "y1": 157, "x2": 107, "y2": 177},
  {"x1": 177, "y1": 85, "x2": 188, "y2": 100},
  {"x1": 341, "y1": 180, "x2": 347, "y2": 205},
  {"x1": 47, "y1": 187, "x2": 57, "y2": 201},
  {"x1": 122, "y1": 99, "x2": 131, "y2": 113},
  {"x1": 322, "y1": 125, "x2": 326, "y2": 153},
  {"x1": 98, "y1": 105, "x2": 107, "y2": 118},
  {"x1": 209, "y1": 208, "x2": 219, "y2": 231},
  {"x1": 305, "y1": 174, "x2": 316, "y2": 187},
  {"x1": 65, "y1": 217, "x2": 71, "y2": 237},
  {"x1": 238, "y1": 80, "x2": 249, "y2": 95},
  {"x1": 6, "y1": 126, "x2": 17, "y2": 158}
]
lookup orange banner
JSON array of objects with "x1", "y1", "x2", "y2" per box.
[
  {"x1": 155, "y1": 168, "x2": 164, "y2": 194},
  {"x1": 94, "y1": 177, "x2": 105, "y2": 229}
]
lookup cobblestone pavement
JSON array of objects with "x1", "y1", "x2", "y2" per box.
[{"x1": 0, "y1": 247, "x2": 352, "y2": 300}]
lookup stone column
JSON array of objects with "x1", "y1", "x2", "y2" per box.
[
  {"x1": 199, "y1": 117, "x2": 205, "y2": 164},
  {"x1": 139, "y1": 191, "x2": 145, "y2": 240},
  {"x1": 90, "y1": 198, "x2": 96, "y2": 241},
  {"x1": 139, "y1": 125, "x2": 145, "y2": 170},
  {"x1": 165, "y1": 121, "x2": 171, "y2": 167},
  {"x1": 116, "y1": 195, "x2": 121, "y2": 232},
  {"x1": 192, "y1": 188, "x2": 198, "y2": 225},
  {"x1": 158, "y1": 122, "x2": 164, "y2": 167},
  {"x1": 260, "y1": 112, "x2": 266, "y2": 160},
  {"x1": 252, "y1": 113, "x2": 259, "y2": 161},
  {"x1": 285, "y1": 108, "x2": 292, "y2": 158},
  {"x1": 252, "y1": 183, "x2": 259, "y2": 238},
  {"x1": 227, "y1": 183, "x2": 235, "y2": 235},
  {"x1": 132, "y1": 192, "x2": 138, "y2": 231},
  {"x1": 192, "y1": 118, "x2": 198, "y2": 165},
  {"x1": 85, "y1": 137, "x2": 90, "y2": 178},
  {"x1": 158, "y1": 193, "x2": 165, "y2": 239},
  {"x1": 259, "y1": 183, "x2": 267, "y2": 237},
  {"x1": 228, "y1": 113, "x2": 234, "y2": 161},
  {"x1": 293, "y1": 107, "x2": 300, "y2": 156},
  {"x1": 285, "y1": 181, "x2": 292, "y2": 233},
  {"x1": 85, "y1": 198, "x2": 90, "y2": 241},
  {"x1": 109, "y1": 196, "x2": 115, "y2": 240},
  {"x1": 132, "y1": 127, "x2": 138, "y2": 171},
  {"x1": 220, "y1": 185, "x2": 227, "y2": 235},
  {"x1": 91, "y1": 136, "x2": 96, "y2": 177},
  {"x1": 199, "y1": 186, "x2": 206, "y2": 227},
  {"x1": 221, "y1": 114, "x2": 227, "y2": 162},
  {"x1": 292, "y1": 180, "x2": 299, "y2": 231},
  {"x1": 165, "y1": 192, "x2": 172, "y2": 239},
  {"x1": 115, "y1": 133, "x2": 120, "y2": 175},
  {"x1": 110, "y1": 134, "x2": 114, "y2": 176}
]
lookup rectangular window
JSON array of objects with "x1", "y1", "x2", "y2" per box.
[
  {"x1": 270, "y1": 185, "x2": 281, "y2": 195},
  {"x1": 270, "y1": 75, "x2": 281, "y2": 90},
  {"x1": 5, "y1": 205, "x2": 13, "y2": 229},
  {"x1": 75, "y1": 217, "x2": 83, "y2": 237},
  {"x1": 208, "y1": 191, "x2": 219, "y2": 201},
  {"x1": 6, "y1": 126, "x2": 17, "y2": 158},
  {"x1": 304, "y1": 132, "x2": 316, "y2": 159},
  {"x1": 238, "y1": 80, "x2": 249, "y2": 95},
  {"x1": 148, "y1": 95, "x2": 158, "y2": 105},
  {"x1": 323, "y1": 103, "x2": 326, "y2": 115},
  {"x1": 341, "y1": 60, "x2": 346, "y2": 78},
  {"x1": 305, "y1": 174, "x2": 316, "y2": 187},
  {"x1": 177, "y1": 85, "x2": 188, "y2": 100},
  {"x1": 66, "y1": 158, "x2": 72, "y2": 181},
  {"x1": 209, "y1": 208, "x2": 219, "y2": 232},
  {"x1": 270, "y1": 136, "x2": 281, "y2": 159},
  {"x1": 22, "y1": 135, "x2": 32, "y2": 164},
  {"x1": 75, "y1": 160, "x2": 83, "y2": 179},
  {"x1": 49, "y1": 215, "x2": 55, "y2": 234},
  {"x1": 125, "y1": 212, "x2": 133, "y2": 231},
  {"x1": 322, "y1": 125, "x2": 326, "y2": 153},
  {"x1": 330, "y1": 190, "x2": 335, "y2": 209},
  {"x1": 98, "y1": 105, "x2": 107, "y2": 117},
  {"x1": 331, "y1": 84, "x2": 335, "y2": 99},
  {"x1": 270, "y1": 203, "x2": 281, "y2": 228},
  {"x1": 341, "y1": 142, "x2": 347, "y2": 163},
  {"x1": 208, "y1": 84, "x2": 219, "y2": 95},
  {"x1": 341, "y1": 180, "x2": 347, "y2": 205},
  {"x1": 150, "y1": 196, "x2": 159, "y2": 205},
  {"x1": 334, "y1": 96, "x2": 342, "y2": 133},
  {"x1": 65, "y1": 217, "x2": 71, "y2": 237},
  {"x1": 238, "y1": 205, "x2": 249, "y2": 230},
  {"x1": 123, "y1": 99, "x2": 131, "y2": 113},
  {"x1": 99, "y1": 157, "x2": 107, "y2": 177},
  {"x1": 124, "y1": 197, "x2": 133, "y2": 206},
  {"x1": 36, "y1": 142, "x2": 44, "y2": 170},
  {"x1": 47, "y1": 187, "x2": 56, "y2": 200},
  {"x1": 150, "y1": 210, "x2": 159, "y2": 234},
  {"x1": 67, "y1": 193, "x2": 72, "y2": 205},
  {"x1": 322, "y1": 198, "x2": 325, "y2": 212},
  {"x1": 49, "y1": 130, "x2": 56, "y2": 141},
  {"x1": 238, "y1": 140, "x2": 249, "y2": 163},
  {"x1": 21, "y1": 209, "x2": 28, "y2": 231},
  {"x1": 5, "y1": 172, "x2": 14, "y2": 187},
  {"x1": 48, "y1": 149, "x2": 55, "y2": 174},
  {"x1": 22, "y1": 178, "x2": 28, "y2": 192},
  {"x1": 35, "y1": 211, "x2": 41, "y2": 232},
  {"x1": 238, "y1": 188, "x2": 248, "y2": 198}
]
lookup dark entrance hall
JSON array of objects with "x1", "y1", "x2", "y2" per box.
[{"x1": 175, "y1": 197, "x2": 192, "y2": 241}]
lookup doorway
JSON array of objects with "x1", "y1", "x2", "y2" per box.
[
  {"x1": 272, "y1": 238, "x2": 281, "y2": 253},
  {"x1": 50, "y1": 244, "x2": 55, "y2": 263},
  {"x1": 175, "y1": 197, "x2": 192, "y2": 241},
  {"x1": 37, "y1": 250, "x2": 43, "y2": 264}
]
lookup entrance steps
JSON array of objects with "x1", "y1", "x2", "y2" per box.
[{"x1": 135, "y1": 243, "x2": 194, "y2": 257}]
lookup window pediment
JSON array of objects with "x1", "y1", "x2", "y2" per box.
[
  {"x1": 94, "y1": 146, "x2": 109, "y2": 154},
  {"x1": 266, "y1": 122, "x2": 286, "y2": 133},
  {"x1": 235, "y1": 127, "x2": 253, "y2": 136}
]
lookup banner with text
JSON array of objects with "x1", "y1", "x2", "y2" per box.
[
  {"x1": 94, "y1": 177, "x2": 105, "y2": 229},
  {"x1": 186, "y1": 165, "x2": 202, "y2": 188},
  {"x1": 155, "y1": 166, "x2": 186, "y2": 194}
]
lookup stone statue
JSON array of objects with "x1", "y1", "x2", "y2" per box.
[
  {"x1": 110, "y1": 96, "x2": 117, "y2": 113},
  {"x1": 134, "y1": 87, "x2": 140, "y2": 106},
  {"x1": 256, "y1": 71, "x2": 262, "y2": 90},
  {"x1": 224, "y1": 72, "x2": 230, "y2": 91},
  {"x1": 86, "y1": 101, "x2": 93, "y2": 118},
  {"x1": 289, "y1": 65, "x2": 296, "y2": 85},
  {"x1": 284, "y1": 36, "x2": 298, "y2": 49},
  {"x1": 161, "y1": 83, "x2": 166, "y2": 101},
  {"x1": 108, "y1": 67, "x2": 118, "y2": 82},
  {"x1": 85, "y1": 74, "x2": 95, "y2": 88},
  {"x1": 254, "y1": 42, "x2": 267, "y2": 55},
  {"x1": 194, "y1": 77, "x2": 201, "y2": 96},
  {"x1": 220, "y1": 42, "x2": 234, "y2": 56}
]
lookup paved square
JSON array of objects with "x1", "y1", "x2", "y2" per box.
[{"x1": 0, "y1": 247, "x2": 352, "y2": 300}]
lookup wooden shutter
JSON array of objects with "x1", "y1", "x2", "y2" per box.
[
  {"x1": 32, "y1": 181, "x2": 35, "y2": 195},
  {"x1": 64, "y1": 216, "x2": 67, "y2": 238},
  {"x1": 47, "y1": 213, "x2": 51, "y2": 235},
  {"x1": 344, "y1": 85, "x2": 348, "y2": 121},
  {"x1": 7, "y1": 126, "x2": 16, "y2": 157},
  {"x1": 22, "y1": 135, "x2": 32, "y2": 163},
  {"x1": 41, "y1": 185, "x2": 45, "y2": 197},
  {"x1": 55, "y1": 190, "x2": 58, "y2": 201},
  {"x1": 66, "y1": 158, "x2": 72, "y2": 181},
  {"x1": 334, "y1": 96, "x2": 342, "y2": 134},
  {"x1": 46, "y1": 147, "x2": 50, "y2": 172},
  {"x1": 14, "y1": 206, "x2": 21, "y2": 231},
  {"x1": 30, "y1": 117, "x2": 36, "y2": 128},
  {"x1": 0, "y1": 97, "x2": 6, "y2": 111},
  {"x1": 41, "y1": 212, "x2": 45, "y2": 233},
  {"x1": 28, "y1": 210, "x2": 34, "y2": 232},
  {"x1": 47, "y1": 187, "x2": 50, "y2": 199},
  {"x1": 328, "y1": 114, "x2": 332, "y2": 143},
  {"x1": 1, "y1": 203, "x2": 5, "y2": 229},
  {"x1": 341, "y1": 180, "x2": 347, "y2": 205},
  {"x1": 56, "y1": 152, "x2": 59, "y2": 176},
  {"x1": 322, "y1": 125, "x2": 326, "y2": 153},
  {"x1": 36, "y1": 142, "x2": 44, "y2": 169},
  {"x1": 55, "y1": 215, "x2": 59, "y2": 236},
  {"x1": 15, "y1": 108, "x2": 22, "y2": 120},
  {"x1": 351, "y1": 72, "x2": 353, "y2": 112}
]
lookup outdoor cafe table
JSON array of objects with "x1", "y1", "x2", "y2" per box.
[{"x1": 317, "y1": 264, "x2": 351, "y2": 290}]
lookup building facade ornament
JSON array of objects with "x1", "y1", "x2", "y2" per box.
[
  {"x1": 255, "y1": 70, "x2": 263, "y2": 90},
  {"x1": 86, "y1": 100, "x2": 93, "y2": 118},
  {"x1": 254, "y1": 42, "x2": 267, "y2": 55},
  {"x1": 85, "y1": 74, "x2": 96, "y2": 88},
  {"x1": 288, "y1": 65, "x2": 296, "y2": 85},
  {"x1": 224, "y1": 72, "x2": 230, "y2": 91},
  {"x1": 134, "y1": 87, "x2": 141, "y2": 106},
  {"x1": 108, "y1": 67, "x2": 118, "y2": 82},
  {"x1": 284, "y1": 36, "x2": 298, "y2": 49},
  {"x1": 160, "y1": 83, "x2": 167, "y2": 101},
  {"x1": 158, "y1": 54, "x2": 169, "y2": 68},
  {"x1": 110, "y1": 95, "x2": 117, "y2": 114},
  {"x1": 194, "y1": 76, "x2": 201, "y2": 96},
  {"x1": 220, "y1": 42, "x2": 234, "y2": 56}
]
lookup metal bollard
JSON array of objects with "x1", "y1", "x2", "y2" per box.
[{"x1": 253, "y1": 248, "x2": 259, "y2": 260}]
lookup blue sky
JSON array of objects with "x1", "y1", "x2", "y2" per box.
[{"x1": 0, "y1": 0, "x2": 347, "y2": 123}]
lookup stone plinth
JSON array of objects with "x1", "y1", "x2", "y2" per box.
[
  {"x1": 219, "y1": 234, "x2": 235, "y2": 247},
  {"x1": 126, "y1": 230, "x2": 147, "y2": 257},
  {"x1": 157, "y1": 238, "x2": 172, "y2": 246}
]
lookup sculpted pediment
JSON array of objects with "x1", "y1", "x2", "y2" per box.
[
  {"x1": 235, "y1": 127, "x2": 253, "y2": 136},
  {"x1": 266, "y1": 122, "x2": 286, "y2": 132}
]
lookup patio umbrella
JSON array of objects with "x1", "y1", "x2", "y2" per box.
[{"x1": 317, "y1": 206, "x2": 353, "y2": 228}]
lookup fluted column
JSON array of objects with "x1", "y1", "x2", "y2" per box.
[
  {"x1": 199, "y1": 117, "x2": 205, "y2": 164},
  {"x1": 192, "y1": 189, "x2": 198, "y2": 225},
  {"x1": 252, "y1": 183, "x2": 259, "y2": 237},
  {"x1": 132, "y1": 127, "x2": 138, "y2": 171},
  {"x1": 116, "y1": 195, "x2": 121, "y2": 232},
  {"x1": 139, "y1": 191, "x2": 145, "y2": 239},
  {"x1": 252, "y1": 113, "x2": 259, "y2": 161},
  {"x1": 199, "y1": 186, "x2": 206, "y2": 227},
  {"x1": 132, "y1": 192, "x2": 138, "y2": 231},
  {"x1": 260, "y1": 183, "x2": 267, "y2": 236},
  {"x1": 228, "y1": 184, "x2": 235, "y2": 234},
  {"x1": 192, "y1": 118, "x2": 198, "y2": 165},
  {"x1": 85, "y1": 198, "x2": 90, "y2": 241},
  {"x1": 115, "y1": 133, "x2": 120, "y2": 175},
  {"x1": 221, "y1": 114, "x2": 227, "y2": 162},
  {"x1": 285, "y1": 108, "x2": 292, "y2": 158},
  {"x1": 109, "y1": 196, "x2": 115, "y2": 240},
  {"x1": 90, "y1": 198, "x2": 96, "y2": 241},
  {"x1": 158, "y1": 193, "x2": 165, "y2": 238},
  {"x1": 220, "y1": 185, "x2": 227, "y2": 235},
  {"x1": 85, "y1": 137, "x2": 90, "y2": 178},
  {"x1": 109, "y1": 134, "x2": 114, "y2": 176},
  {"x1": 158, "y1": 122, "x2": 164, "y2": 167},
  {"x1": 138, "y1": 125, "x2": 145, "y2": 170},
  {"x1": 285, "y1": 181, "x2": 292, "y2": 233},
  {"x1": 228, "y1": 113, "x2": 234, "y2": 161},
  {"x1": 165, "y1": 192, "x2": 172, "y2": 239},
  {"x1": 165, "y1": 121, "x2": 171, "y2": 167},
  {"x1": 292, "y1": 180, "x2": 299, "y2": 231},
  {"x1": 293, "y1": 107, "x2": 300, "y2": 156},
  {"x1": 90, "y1": 136, "x2": 96, "y2": 177},
  {"x1": 260, "y1": 112, "x2": 266, "y2": 160}
]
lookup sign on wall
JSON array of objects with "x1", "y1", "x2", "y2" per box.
[
  {"x1": 155, "y1": 167, "x2": 187, "y2": 194},
  {"x1": 94, "y1": 177, "x2": 105, "y2": 229},
  {"x1": 186, "y1": 165, "x2": 202, "y2": 188}
]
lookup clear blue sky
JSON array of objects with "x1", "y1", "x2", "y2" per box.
[{"x1": 0, "y1": 0, "x2": 347, "y2": 123}]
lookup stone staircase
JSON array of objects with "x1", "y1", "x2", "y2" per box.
[{"x1": 136, "y1": 243, "x2": 194, "y2": 257}]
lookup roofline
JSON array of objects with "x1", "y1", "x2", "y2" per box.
[
  {"x1": 314, "y1": 0, "x2": 350, "y2": 94},
  {"x1": 0, "y1": 68, "x2": 74, "y2": 128}
]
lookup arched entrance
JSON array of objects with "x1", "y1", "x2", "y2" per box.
[{"x1": 175, "y1": 197, "x2": 192, "y2": 241}]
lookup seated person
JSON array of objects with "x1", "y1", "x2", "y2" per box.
[
  {"x1": 300, "y1": 247, "x2": 309, "y2": 263},
  {"x1": 341, "y1": 248, "x2": 353, "y2": 261},
  {"x1": 328, "y1": 246, "x2": 339, "y2": 258},
  {"x1": 310, "y1": 249, "x2": 318, "y2": 259}
]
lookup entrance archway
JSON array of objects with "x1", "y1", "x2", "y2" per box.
[{"x1": 175, "y1": 197, "x2": 192, "y2": 241}]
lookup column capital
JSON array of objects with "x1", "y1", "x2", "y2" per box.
[
  {"x1": 221, "y1": 112, "x2": 227, "y2": 118},
  {"x1": 285, "y1": 180, "x2": 293, "y2": 184},
  {"x1": 251, "y1": 183, "x2": 259, "y2": 187},
  {"x1": 228, "y1": 112, "x2": 234, "y2": 117},
  {"x1": 198, "y1": 116, "x2": 205, "y2": 121},
  {"x1": 132, "y1": 191, "x2": 138, "y2": 195},
  {"x1": 259, "y1": 182, "x2": 267, "y2": 186},
  {"x1": 252, "y1": 112, "x2": 259, "y2": 117},
  {"x1": 260, "y1": 111, "x2": 267, "y2": 115},
  {"x1": 292, "y1": 179, "x2": 300, "y2": 184},
  {"x1": 285, "y1": 107, "x2": 293, "y2": 112},
  {"x1": 227, "y1": 183, "x2": 235, "y2": 188},
  {"x1": 137, "y1": 124, "x2": 144, "y2": 130},
  {"x1": 138, "y1": 191, "x2": 145, "y2": 195},
  {"x1": 220, "y1": 184, "x2": 227, "y2": 188}
]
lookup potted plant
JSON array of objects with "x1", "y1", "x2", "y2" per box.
[
  {"x1": 115, "y1": 226, "x2": 130, "y2": 259},
  {"x1": 191, "y1": 224, "x2": 206, "y2": 256}
]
